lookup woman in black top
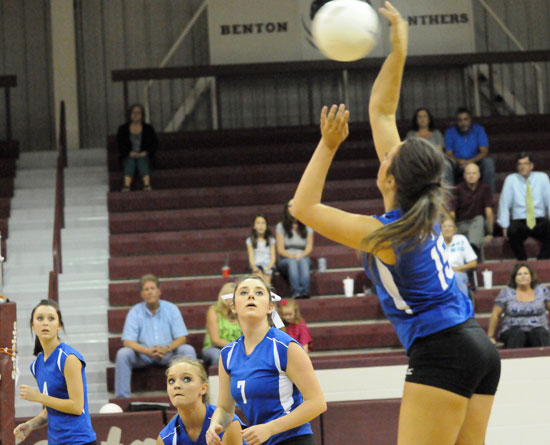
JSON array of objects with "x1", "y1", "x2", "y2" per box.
[{"x1": 117, "y1": 104, "x2": 158, "y2": 191}]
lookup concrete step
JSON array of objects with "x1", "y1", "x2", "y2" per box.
[
  {"x1": 11, "y1": 190, "x2": 106, "y2": 209},
  {"x1": 7, "y1": 227, "x2": 108, "y2": 250}
]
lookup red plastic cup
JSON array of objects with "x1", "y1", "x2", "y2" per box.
[{"x1": 222, "y1": 265, "x2": 230, "y2": 278}]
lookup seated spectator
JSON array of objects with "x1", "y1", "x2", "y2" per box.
[
  {"x1": 441, "y1": 218, "x2": 478, "y2": 297},
  {"x1": 246, "y1": 215, "x2": 276, "y2": 285},
  {"x1": 276, "y1": 201, "x2": 314, "y2": 299},
  {"x1": 450, "y1": 162, "x2": 494, "y2": 256},
  {"x1": 487, "y1": 263, "x2": 550, "y2": 348},
  {"x1": 279, "y1": 299, "x2": 313, "y2": 352},
  {"x1": 115, "y1": 274, "x2": 196, "y2": 398},
  {"x1": 202, "y1": 283, "x2": 242, "y2": 369},
  {"x1": 445, "y1": 107, "x2": 496, "y2": 192},
  {"x1": 117, "y1": 103, "x2": 158, "y2": 192},
  {"x1": 497, "y1": 152, "x2": 550, "y2": 260},
  {"x1": 406, "y1": 107, "x2": 453, "y2": 185}
]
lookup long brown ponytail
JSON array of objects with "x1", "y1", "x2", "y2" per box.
[{"x1": 362, "y1": 137, "x2": 451, "y2": 255}]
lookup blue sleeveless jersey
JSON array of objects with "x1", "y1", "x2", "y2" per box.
[
  {"x1": 221, "y1": 327, "x2": 313, "y2": 445},
  {"x1": 30, "y1": 343, "x2": 96, "y2": 445},
  {"x1": 159, "y1": 403, "x2": 242, "y2": 444},
  {"x1": 365, "y1": 209, "x2": 474, "y2": 353}
]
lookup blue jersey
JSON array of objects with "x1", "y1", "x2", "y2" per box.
[
  {"x1": 221, "y1": 328, "x2": 313, "y2": 445},
  {"x1": 159, "y1": 404, "x2": 242, "y2": 445},
  {"x1": 365, "y1": 209, "x2": 474, "y2": 353},
  {"x1": 30, "y1": 343, "x2": 96, "y2": 445}
]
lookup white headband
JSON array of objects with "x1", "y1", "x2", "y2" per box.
[{"x1": 221, "y1": 292, "x2": 285, "y2": 329}]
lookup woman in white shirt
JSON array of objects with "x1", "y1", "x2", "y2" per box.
[{"x1": 441, "y1": 218, "x2": 478, "y2": 297}]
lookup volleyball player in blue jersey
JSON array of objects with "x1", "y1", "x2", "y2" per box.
[
  {"x1": 157, "y1": 357, "x2": 243, "y2": 445},
  {"x1": 206, "y1": 275, "x2": 326, "y2": 445},
  {"x1": 291, "y1": 3, "x2": 500, "y2": 445},
  {"x1": 13, "y1": 300, "x2": 96, "y2": 444}
]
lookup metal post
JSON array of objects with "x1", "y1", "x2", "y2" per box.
[
  {"x1": 123, "y1": 81, "x2": 129, "y2": 115},
  {"x1": 215, "y1": 76, "x2": 223, "y2": 130},
  {"x1": 536, "y1": 68, "x2": 544, "y2": 114},
  {"x1": 488, "y1": 63, "x2": 496, "y2": 116},
  {"x1": 5, "y1": 88, "x2": 11, "y2": 141},
  {"x1": 210, "y1": 77, "x2": 219, "y2": 130},
  {"x1": 342, "y1": 69, "x2": 350, "y2": 107},
  {"x1": 472, "y1": 65, "x2": 481, "y2": 117}
]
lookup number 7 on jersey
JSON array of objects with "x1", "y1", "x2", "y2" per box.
[{"x1": 237, "y1": 380, "x2": 247, "y2": 404}]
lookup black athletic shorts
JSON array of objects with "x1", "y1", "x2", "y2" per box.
[
  {"x1": 276, "y1": 434, "x2": 316, "y2": 445},
  {"x1": 405, "y1": 318, "x2": 501, "y2": 398}
]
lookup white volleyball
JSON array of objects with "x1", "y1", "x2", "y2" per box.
[
  {"x1": 99, "y1": 403, "x2": 123, "y2": 414},
  {"x1": 312, "y1": 0, "x2": 380, "y2": 62}
]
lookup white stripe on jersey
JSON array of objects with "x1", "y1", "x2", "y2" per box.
[
  {"x1": 226, "y1": 342, "x2": 237, "y2": 368},
  {"x1": 30, "y1": 358, "x2": 36, "y2": 377},
  {"x1": 57, "y1": 349, "x2": 66, "y2": 372},
  {"x1": 161, "y1": 430, "x2": 176, "y2": 444},
  {"x1": 271, "y1": 338, "x2": 294, "y2": 414},
  {"x1": 375, "y1": 257, "x2": 414, "y2": 314}
]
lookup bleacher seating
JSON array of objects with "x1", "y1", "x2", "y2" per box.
[{"x1": 105, "y1": 115, "x2": 550, "y2": 399}]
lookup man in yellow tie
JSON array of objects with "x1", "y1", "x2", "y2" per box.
[{"x1": 497, "y1": 152, "x2": 550, "y2": 260}]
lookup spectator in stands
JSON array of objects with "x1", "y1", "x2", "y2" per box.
[
  {"x1": 497, "y1": 152, "x2": 550, "y2": 260},
  {"x1": 406, "y1": 107, "x2": 453, "y2": 185},
  {"x1": 441, "y1": 218, "x2": 478, "y2": 297},
  {"x1": 487, "y1": 263, "x2": 550, "y2": 348},
  {"x1": 450, "y1": 163, "x2": 494, "y2": 257},
  {"x1": 117, "y1": 103, "x2": 158, "y2": 192},
  {"x1": 114, "y1": 274, "x2": 196, "y2": 398},
  {"x1": 445, "y1": 107, "x2": 496, "y2": 192},
  {"x1": 246, "y1": 215, "x2": 276, "y2": 285},
  {"x1": 202, "y1": 283, "x2": 242, "y2": 370},
  {"x1": 276, "y1": 201, "x2": 314, "y2": 299},
  {"x1": 279, "y1": 299, "x2": 313, "y2": 352}
]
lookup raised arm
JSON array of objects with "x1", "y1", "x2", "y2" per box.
[
  {"x1": 291, "y1": 3, "x2": 409, "y2": 265},
  {"x1": 368, "y1": 2, "x2": 408, "y2": 162},
  {"x1": 290, "y1": 106, "x2": 390, "y2": 261}
]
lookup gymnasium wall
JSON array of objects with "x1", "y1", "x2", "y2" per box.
[
  {"x1": 73, "y1": 0, "x2": 209, "y2": 148},
  {"x1": 0, "y1": 0, "x2": 55, "y2": 151},
  {"x1": 73, "y1": 0, "x2": 550, "y2": 147},
  {"x1": 1, "y1": 1, "x2": 550, "y2": 150}
]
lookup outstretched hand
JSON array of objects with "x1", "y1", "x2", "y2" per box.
[
  {"x1": 320, "y1": 104, "x2": 349, "y2": 151},
  {"x1": 379, "y1": 1, "x2": 408, "y2": 55}
]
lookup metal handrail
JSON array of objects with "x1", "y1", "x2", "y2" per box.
[
  {"x1": 142, "y1": 0, "x2": 208, "y2": 121},
  {"x1": 476, "y1": 0, "x2": 544, "y2": 114},
  {"x1": 113, "y1": 50, "x2": 550, "y2": 126},
  {"x1": 48, "y1": 101, "x2": 67, "y2": 303}
]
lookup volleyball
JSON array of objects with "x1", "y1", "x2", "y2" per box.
[
  {"x1": 312, "y1": 0, "x2": 380, "y2": 62},
  {"x1": 99, "y1": 403, "x2": 123, "y2": 414}
]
